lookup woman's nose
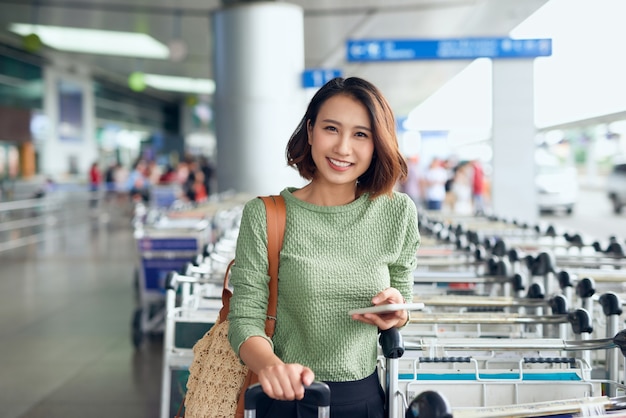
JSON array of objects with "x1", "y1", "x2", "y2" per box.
[{"x1": 334, "y1": 135, "x2": 351, "y2": 155}]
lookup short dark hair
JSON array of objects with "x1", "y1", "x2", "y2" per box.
[{"x1": 286, "y1": 77, "x2": 407, "y2": 198}]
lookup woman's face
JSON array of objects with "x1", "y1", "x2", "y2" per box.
[{"x1": 307, "y1": 94, "x2": 374, "y2": 188}]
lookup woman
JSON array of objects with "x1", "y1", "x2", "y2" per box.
[{"x1": 228, "y1": 77, "x2": 420, "y2": 418}]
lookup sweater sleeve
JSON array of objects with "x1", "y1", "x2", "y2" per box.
[
  {"x1": 227, "y1": 197, "x2": 274, "y2": 356},
  {"x1": 389, "y1": 193, "x2": 420, "y2": 305}
]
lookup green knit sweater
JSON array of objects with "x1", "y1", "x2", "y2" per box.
[{"x1": 228, "y1": 187, "x2": 420, "y2": 381}]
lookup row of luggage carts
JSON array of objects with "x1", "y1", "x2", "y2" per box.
[
  {"x1": 154, "y1": 201, "x2": 626, "y2": 418},
  {"x1": 398, "y1": 211, "x2": 626, "y2": 417},
  {"x1": 130, "y1": 190, "x2": 251, "y2": 348},
  {"x1": 148, "y1": 195, "x2": 249, "y2": 418}
]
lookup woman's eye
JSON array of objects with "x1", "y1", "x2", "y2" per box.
[
  {"x1": 324, "y1": 126, "x2": 338, "y2": 132},
  {"x1": 355, "y1": 131, "x2": 369, "y2": 138}
]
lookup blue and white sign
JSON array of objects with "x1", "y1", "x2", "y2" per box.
[
  {"x1": 302, "y1": 68, "x2": 342, "y2": 88},
  {"x1": 347, "y1": 38, "x2": 552, "y2": 62}
]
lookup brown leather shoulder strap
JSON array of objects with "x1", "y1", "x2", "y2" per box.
[
  {"x1": 258, "y1": 195, "x2": 286, "y2": 337},
  {"x1": 218, "y1": 258, "x2": 236, "y2": 323}
]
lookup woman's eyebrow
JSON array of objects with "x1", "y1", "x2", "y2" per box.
[{"x1": 320, "y1": 118, "x2": 372, "y2": 132}]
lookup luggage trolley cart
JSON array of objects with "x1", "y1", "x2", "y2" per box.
[
  {"x1": 406, "y1": 391, "x2": 626, "y2": 418},
  {"x1": 395, "y1": 328, "x2": 626, "y2": 418},
  {"x1": 453, "y1": 396, "x2": 626, "y2": 418},
  {"x1": 132, "y1": 216, "x2": 211, "y2": 347},
  {"x1": 150, "y1": 184, "x2": 184, "y2": 210},
  {"x1": 408, "y1": 293, "x2": 571, "y2": 339},
  {"x1": 160, "y1": 270, "x2": 223, "y2": 418}
]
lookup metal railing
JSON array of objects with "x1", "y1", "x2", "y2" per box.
[{"x1": 0, "y1": 187, "x2": 131, "y2": 253}]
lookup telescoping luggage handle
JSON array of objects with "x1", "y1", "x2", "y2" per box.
[{"x1": 244, "y1": 381, "x2": 331, "y2": 418}]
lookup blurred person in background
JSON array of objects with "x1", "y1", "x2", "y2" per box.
[
  {"x1": 451, "y1": 161, "x2": 473, "y2": 215},
  {"x1": 471, "y1": 159, "x2": 486, "y2": 215},
  {"x1": 400, "y1": 155, "x2": 423, "y2": 210},
  {"x1": 113, "y1": 163, "x2": 129, "y2": 202},
  {"x1": 89, "y1": 161, "x2": 102, "y2": 208},
  {"x1": 147, "y1": 160, "x2": 162, "y2": 187},
  {"x1": 33, "y1": 177, "x2": 56, "y2": 199},
  {"x1": 159, "y1": 165, "x2": 177, "y2": 184},
  {"x1": 424, "y1": 157, "x2": 448, "y2": 211},
  {"x1": 175, "y1": 159, "x2": 190, "y2": 186},
  {"x1": 182, "y1": 158, "x2": 209, "y2": 204},
  {"x1": 185, "y1": 168, "x2": 208, "y2": 203},
  {"x1": 126, "y1": 158, "x2": 150, "y2": 203},
  {"x1": 198, "y1": 155, "x2": 215, "y2": 196},
  {"x1": 104, "y1": 163, "x2": 116, "y2": 196}
]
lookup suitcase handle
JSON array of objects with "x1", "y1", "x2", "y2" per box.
[{"x1": 244, "y1": 381, "x2": 331, "y2": 416}]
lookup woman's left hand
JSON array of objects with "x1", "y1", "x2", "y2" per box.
[{"x1": 351, "y1": 287, "x2": 407, "y2": 330}]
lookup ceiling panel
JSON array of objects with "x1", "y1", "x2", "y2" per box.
[{"x1": 0, "y1": 0, "x2": 549, "y2": 116}]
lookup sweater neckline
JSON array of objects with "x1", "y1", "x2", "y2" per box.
[{"x1": 282, "y1": 187, "x2": 369, "y2": 213}]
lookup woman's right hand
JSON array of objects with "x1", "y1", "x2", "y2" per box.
[
  {"x1": 257, "y1": 363, "x2": 315, "y2": 401},
  {"x1": 239, "y1": 336, "x2": 315, "y2": 400}
]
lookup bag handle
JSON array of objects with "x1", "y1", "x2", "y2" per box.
[{"x1": 218, "y1": 195, "x2": 285, "y2": 327}]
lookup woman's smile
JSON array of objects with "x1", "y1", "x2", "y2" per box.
[{"x1": 327, "y1": 157, "x2": 352, "y2": 170}]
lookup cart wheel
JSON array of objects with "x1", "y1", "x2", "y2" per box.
[
  {"x1": 133, "y1": 268, "x2": 140, "y2": 302},
  {"x1": 406, "y1": 390, "x2": 452, "y2": 418},
  {"x1": 131, "y1": 308, "x2": 144, "y2": 348}
]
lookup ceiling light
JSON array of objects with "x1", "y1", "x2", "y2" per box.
[
  {"x1": 143, "y1": 74, "x2": 215, "y2": 95},
  {"x1": 8, "y1": 23, "x2": 169, "y2": 59}
]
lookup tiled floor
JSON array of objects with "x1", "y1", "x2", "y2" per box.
[{"x1": 0, "y1": 198, "x2": 165, "y2": 418}]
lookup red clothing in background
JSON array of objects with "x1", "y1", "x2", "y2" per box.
[
  {"x1": 472, "y1": 161, "x2": 484, "y2": 195},
  {"x1": 89, "y1": 164, "x2": 102, "y2": 187}
]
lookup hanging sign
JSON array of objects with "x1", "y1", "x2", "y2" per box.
[
  {"x1": 347, "y1": 37, "x2": 552, "y2": 62},
  {"x1": 302, "y1": 68, "x2": 343, "y2": 88}
]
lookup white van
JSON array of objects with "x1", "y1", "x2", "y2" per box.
[{"x1": 535, "y1": 149, "x2": 578, "y2": 215}]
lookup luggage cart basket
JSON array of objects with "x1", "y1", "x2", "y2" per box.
[{"x1": 398, "y1": 329, "x2": 626, "y2": 417}]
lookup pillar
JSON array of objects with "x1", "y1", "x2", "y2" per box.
[
  {"x1": 213, "y1": 2, "x2": 306, "y2": 196},
  {"x1": 491, "y1": 59, "x2": 538, "y2": 223},
  {"x1": 19, "y1": 142, "x2": 36, "y2": 178}
]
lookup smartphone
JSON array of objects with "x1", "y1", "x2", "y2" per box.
[{"x1": 348, "y1": 302, "x2": 424, "y2": 316}]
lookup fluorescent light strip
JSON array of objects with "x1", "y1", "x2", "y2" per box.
[
  {"x1": 144, "y1": 74, "x2": 215, "y2": 95},
  {"x1": 9, "y1": 23, "x2": 169, "y2": 59}
]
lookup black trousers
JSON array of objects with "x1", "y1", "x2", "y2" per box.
[{"x1": 255, "y1": 371, "x2": 386, "y2": 418}]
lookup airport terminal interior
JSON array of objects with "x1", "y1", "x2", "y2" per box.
[{"x1": 1, "y1": 1, "x2": 626, "y2": 418}]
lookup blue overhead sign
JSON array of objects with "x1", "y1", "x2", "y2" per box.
[
  {"x1": 302, "y1": 68, "x2": 342, "y2": 88},
  {"x1": 347, "y1": 38, "x2": 552, "y2": 62}
]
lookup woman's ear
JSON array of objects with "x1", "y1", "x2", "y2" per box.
[{"x1": 307, "y1": 120, "x2": 313, "y2": 144}]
